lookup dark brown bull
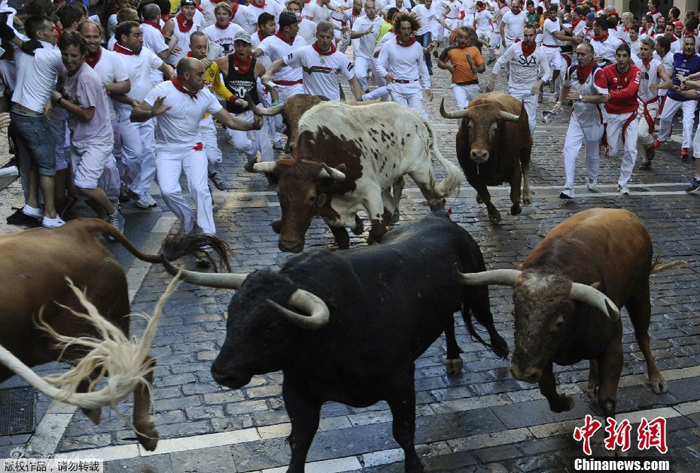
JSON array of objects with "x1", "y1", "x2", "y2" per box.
[
  {"x1": 0, "y1": 219, "x2": 228, "y2": 450},
  {"x1": 440, "y1": 92, "x2": 533, "y2": 224},
  {"x1": 454, "y1": 208, "x2": 668, "y2": 421}
]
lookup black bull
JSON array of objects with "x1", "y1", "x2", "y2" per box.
[{"x1": 165, "y1": 212, "x2": 507, "y2": 472}]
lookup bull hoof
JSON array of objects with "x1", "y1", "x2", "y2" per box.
[
  {"x1": 445, "y1": 358, "x2": 464, "y2": 375},
  {"x1": 649, "y1": 373, "x2": 668, "y2": 394},
  {"x1": 511, "y1": 203, "x2": 522, "y2": 216},
  {"x1": 522, "y1": 193, "x2": 532, "y2": 205},
  {"x1": 271, "y1": 219, "x2": 282, "y2": 234},
  {"x1": 488, "y1": 210, "x2": 502, "y2": 225},
  {"x1": 136, "y1": 420, "x2": 159, "y2": 452},
  {"x1": 476, "y1": 194, "x2": 483, "y2": 204},
  {"x1": 82, "y1": 407, "x2": 102, "y2": 425},
  {"x1": 549, "y1": 394, "x2": 575, "y2": 413}
]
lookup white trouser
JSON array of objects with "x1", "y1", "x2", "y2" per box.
[
  {"x1": 200, "y1": 116, "x2": 222, "y2": 174},
  {"x1": 563, "y1": 117, "x2": 604, "y2": 190},
  {"x1": 542, "y1": 45, "x2": 566, "y2": 72},
  {"x1": 490, "y1": 31, "x2": 501, "y2": 56},
  {"x1": 118, "y1": 108, "x2": 156, "y2": 198},
  {"x1": 657, "y1": 97, "x2": 697, "y2": 149},
  {"x1": 258, "y1": 83, "x2": 281, "y2": 143},
  {"x1": 451, "y1": 83, "x2": 481, "y2": 110},
  {"x1": 462, "y1": 15, "x2": 475, "y2": 29},
  {"x1": 226, "y1": 109, "x2": 274, "y2": 162},
  {"x1": 637, "y1": 100, "x2": 658, "y2": 162},
  {"x1": 110, "y1": 117, "x2": 125, "y2": 178},
  {"x1": 355, "y1": 56, "x2": 376, "y2": 92},
  {"x1": 388, "y1": 82, "x2": 426, "y2": 118},
  {"x1": 156, "y1": 144, "x2": 215, "y2": 236},
  {"x1": 363, "y1": 86, "x2": 390, "y2": 101},
  {"x1": 509, "y1": 88, "x2": 538, "y2": 135},
  {"x1": 274, "y1": 83, "x2": 304, "y2": 134},
  {"x1": 606, "y1": 111, "x2": 639, "y2": 187}
]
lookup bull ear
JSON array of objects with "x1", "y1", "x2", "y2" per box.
[
  {"x1": 453, "y1": 265, "x2": 521, "y2": 286},
  {"x1": 316, "y1": 193, "x2": 327, "y2": 208},
  {"x1": 569, "y1": 283, "x2": 621, "y2": 321},
  {"x1": 319, "y1": 163, "x2": 346, "y2": 182}
]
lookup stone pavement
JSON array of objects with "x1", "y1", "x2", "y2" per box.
[{"x1": 1, "y1": 53, "x2": 699, "y2": 473}]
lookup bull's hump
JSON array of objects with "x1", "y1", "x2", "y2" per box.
[{"x1": 469, "y1": 92, "x2": 522, "y2": 115}]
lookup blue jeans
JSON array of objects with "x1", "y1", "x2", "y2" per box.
[
  {"x1": 416, "y1": 32, "x2": 432, "y2": 74},
  {"x1": 10, "y1": 109, "x2": 56, "y2": 176}
]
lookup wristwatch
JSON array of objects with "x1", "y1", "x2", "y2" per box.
[{"x1": 578, "y1": 94, "x2": 583, "y2": 101}]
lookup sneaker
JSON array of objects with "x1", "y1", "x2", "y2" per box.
[
  {"x1": 209, "y1": 172, "x2": 228, "y2": 191},
  {"x1": 640, "y1": 159, "x2": 652, "y2": 170},
  {"x1": 686, "y1": 177, "x2": 700, "y2": 193},
  {"x1": 618, "y1": 185, "x2": 630, "y2": 195},
  {"x1": 21, "y1": 204, "x2": 43, "y2": 219},
  {"x1": 681, "y1": 148, "x2": 689, "y2": 160},
  {"x1": 559, "y1": 188, "x2": 574, "y2": 199},
  {"x1": 587, "y1": 178, "x2": 598, "y2": 191},
  {"x1": 652, "y1": 139, "x2": 662, "y2": 149},
  {"x1": 6, "y1": 208, "x2": 41, "y2": 226},
  {"x1": 134, "y1": 194, "x2": 157, "y2": 209},
  {"x1": 42, "y1": 215, "x2": 65, "y2": 228},
  {"x1": 106, "y1": 210, "x2": 125, "y2": 232},
  {"x1": 273, "y1": 140, "x2": 284, "y2": 150}
]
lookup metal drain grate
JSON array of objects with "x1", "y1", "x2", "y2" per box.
[{"x1": 0, "y1": 387, "x2": 36, "y2": 436}]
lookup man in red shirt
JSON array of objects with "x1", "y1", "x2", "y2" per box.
[{"x1": 602, "y1": 43, "x2": 641, "y2": 195}]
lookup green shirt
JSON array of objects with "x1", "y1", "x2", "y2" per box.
[{"x1": 376, "y1": 21, "x2": 394, "y2": 46}]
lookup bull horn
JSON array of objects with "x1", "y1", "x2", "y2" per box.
[
  {"x1": 440, "y1": 98, "x2": 471, "y2": 119},
  {"x1": 252, "y1": 162, "x2": 277, "y2": 174},
  {"x1": 267, "y1": 289, "x2": 330, "y2": 330},
  {"x1": 453, "y1": 266, "x2": 521, "y2": 286},
  {"x1": 162, "y1": 257, "x2": 248, "y2": 289},
  {"x1": 319, "y1": 163, "x2": 346, "y2": 182},
  {"x1": 498, "y1": 111, "x2": 521, "y2": 122},
  {"x1": 569, "y1": 283, "x2": 621, "y2": 321},
  {"x1": 248, "y1": 98, "x2": 285, "y2": 116}
]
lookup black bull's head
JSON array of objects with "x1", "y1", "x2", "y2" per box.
[
  {"x1": 452, "y1": 267, "x2": 620, "y2": 384},
  {"x1": 251, "y1": 160, "x2": 346, "y2": 253},
  {"x1": 440, "y1": 98, "x2": 521, "y2": 163}
]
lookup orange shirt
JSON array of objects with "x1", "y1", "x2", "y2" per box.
[{"x1": 440, "y1": 45, "x2": 484, "y2": 84}]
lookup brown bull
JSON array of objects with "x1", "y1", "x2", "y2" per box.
[
  {"x1": 248, "y1": 94, "x2": 328, "y2": 152},
  {"x1": 440, "y1": 92, "x2": 533, "y2": 224},
  {"x1": 454, "y1": 208, "x2": 668, "y2": 421},
  {"x1": 0, "y1": 219, "x2": 228, "y2": 450}
]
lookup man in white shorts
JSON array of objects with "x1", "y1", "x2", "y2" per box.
[{"x1": 131, "y1": 58, "x2": 262, "y2": 237}]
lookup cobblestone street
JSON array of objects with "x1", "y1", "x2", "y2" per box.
[{"x1": 0, "y1": 52, "x2": 699, "y2": 472}]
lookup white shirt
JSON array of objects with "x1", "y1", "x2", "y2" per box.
[
  {"x1": 412, "y1": 4, "x2": 440, "y2": 37},
  {"x1": 167, "y1": 17, "x2": 202, "y2": 65},
  {"x1": 204, "y1": 22, "x2": 245, "y2": 56},
  {"x1": 248, "y1": 1, "x2": 282, "y2": 19},
  {"x1": 284, "y1": 45, "x2": 355, "y2": 99},
  {"x1": 591, "y1": 34, "x2": 622, "y2": 65},
  {"x1": 114, "y1": 45, "x2": 163, "y2": 111},
  {"x1": 251, "y1": 31, "x2": 272, "y2": 68},
  {"x1": 377, "y1": 39, "x2": 430, "y2": 90},
  {"x1": 501, "y1": 9, "x2": 527, "y2": 42},
  {"x1": 475, "y1": 10, "x2": 494, "y2": 33},
  {"x1": 304, "y1": 1, "x2": 333, "y2": 24},
  {"x1": 542, "y1": 18, "x2": 562, "y2": 47},
  {"x1": 13, "y1": 40, "x2": 64, "y2": 113},
  {"x1": 493, "y1": 42, "x2": 552, "y2": 90},
  {"x1": 653, "y1": 51, "x2": 674, "y2": 97},
  {"x1": 90, "y1": 48, "x2": 129, "y2": 121},
  {"x1": 141, "y1": 23, "x2": 168, "y2": 84},
  {"x1": 352, "y1": 15, "x2": 384, "y2": 60},
  {"x1": 297, "y1": 19, "x2": 318, "y2": 46},
  {"x1": 199, "y1": 0, "x2": 218, "y2": 27},
  {"x1": 232, "y1": 5, "x2": 259, "y2": 34},
  {"x1": 634, "y1": 56, "x2": 661, "y2": 103},
  {"x1": 145, "y1": 81, "x2": 223, "y2": 150},
  {"x1": 258, "y1": 34, "x2": 307, "y2": 83}
]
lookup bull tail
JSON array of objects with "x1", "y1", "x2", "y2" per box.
[
  {"x1": 0, "y1": 276, "x2": 177, "y2": 411},
  {"x1": 650, "y1": 253, "x2": 688, "y2": 275},
  {"x1": 79, "y1": 218, "x2": 232, "y2": 272},
  {"x1": 419, "y1": 114, "x2": 463, "y2": 197}
]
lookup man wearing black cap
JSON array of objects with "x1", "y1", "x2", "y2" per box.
[
  {"x1": 253, "y1": 11, "x2": 306, "y2": 144},
  {"x1": 163, "y1": 0, "x2": 202, "y2": 66}
]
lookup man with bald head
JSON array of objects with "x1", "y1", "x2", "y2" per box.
[{"x1": 131, "y1": 58, "x2": 262, "y2": 238}]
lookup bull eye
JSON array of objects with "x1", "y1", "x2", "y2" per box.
[
  {"x1": 551, "y1": 318, "x2": 564, "y2": 332},
  {"x1": 309, "y1": 195, "x2": 317, "y2": 203}
]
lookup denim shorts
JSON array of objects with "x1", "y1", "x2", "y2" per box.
[{"x1": 10, "y1": 109, "x2": 56, "y2": 177}]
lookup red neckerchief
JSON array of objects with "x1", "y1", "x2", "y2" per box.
[
  {"x1": 521, "y1": 41, "x2": 536, "y2": 57},
  {"x1": 623, "y1": 26, "x2": 630, "y2": 32},
  {"x1": 86, "y1": 47, "x2": 102, "y2": 68},
  {"x1": 196, "y1": 6, "x2": 203, "y2": 12},
  {"x1": 251, "y1": 1, "x2": 266, "y2": 8},
  {"x1": 577, "y1": 61, "x2": 595, "y2": 84},
  {"x1": 55, "y1": 22, "x2": 62, "y2": 39},
  {"x1": 143, "y1": 20, "x2": 162, "y2": 33},
  {"x1": 114, "y1": 43, "x2": 138, "y2": 56},
  {"x1": 352, "y1": 7, "x2": 361, "y2": 15},
  {"x1": 172, "y1": 76, "x2": 198, "y2": 99},
  {"x1": 642, "y1": 57, "x2": 653, "y2": 69},
  {"x1": 161, "y1": 14, "x2": 170, "y2": 23},
  {"x1": 592, "y1": 32, "x2": 608, "y2": 42},
  {"x1": 176, "y1": 13, "x2": 195, "y2": 33},
  {"x1": 312, "y1": 41, "x2": 336, "y2": 55},
  {"x1": 670, "y1": 36, "x2": 678, "y2": 43},
  {"x1": 232, "y1": 54, "x2": 253, "y2": 74},
  {"x1": 570, "y1": 18, "x2": 582, "y2": 29},
  {"x1": 257, "y1": 30, "x2": 266, "y2": 42},
  {"x1": 396, "y1": 35, "x2": 416, "y2": 47},
  {"x1": 211, "y1": 0, "x2": 225, "y2": 3},
  {"x1": 215, "y1": 21, "x2": 230, "y2": 30},
  {"x1": 275, "y1": 30, "x2": 294, "y2": 45},
  {"x1": 230, "y1": 3, "x2": 239, "y2": 17}
]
